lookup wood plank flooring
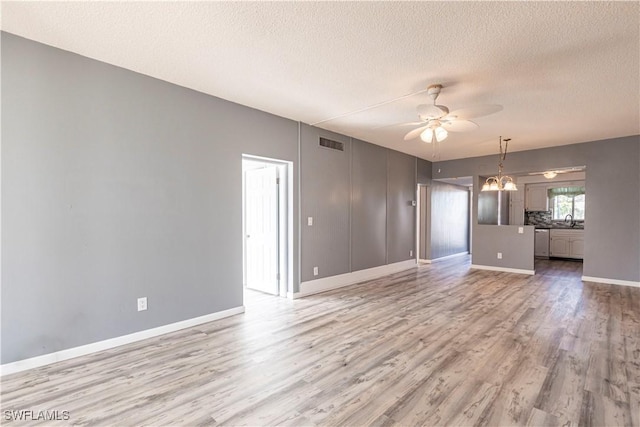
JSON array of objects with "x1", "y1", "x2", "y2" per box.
[{"x1": 2, "y1": 256, "x2": 639, "y2": 426}]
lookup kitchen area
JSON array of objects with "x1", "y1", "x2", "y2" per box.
[{"x1": 509, "y1": 169, "x2": 585, "y2": 266}]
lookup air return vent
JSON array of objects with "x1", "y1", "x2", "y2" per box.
[{"x1": 319, "y1": 137, "x2": 344, "y2": 152}]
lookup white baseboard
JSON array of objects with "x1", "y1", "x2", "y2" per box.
[
  {"x1": 0, "y1": 306, "x2": 245, "y2": 376},
  {"x1": 299, "y1": 259, "x2": 417, "y2": 297},
  {"x1": 286, "y1": 291, "x2": 302, "y2": 300},
  {"x1": 425, "y1": 251, "x2": 469, "y2": 263},
  {"x1": 582, "y1": 276, "x2": 640, "y2": 288},
  {"x1": 470, "y1": 264, "x2": 535, "y2": 275}
]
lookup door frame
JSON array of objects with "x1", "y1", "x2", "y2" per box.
[{"x1": 242, "y1": 154, "x2": 293, "y2": 298}]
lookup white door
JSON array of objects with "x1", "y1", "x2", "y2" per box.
[{"x1": 245, "y1": 166, "x2": 279, "y2": 295}]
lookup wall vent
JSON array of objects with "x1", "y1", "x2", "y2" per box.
[{"x1": 319, "y1": 137, "x2": 344, "y2": 152}]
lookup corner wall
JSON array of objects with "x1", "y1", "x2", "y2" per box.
[
  {"x1": 1, "y1": 32, "x2": 426, "y2": 365},
  {"x1": 299, "y1": 125, "x2": 417, "y2": 284}
]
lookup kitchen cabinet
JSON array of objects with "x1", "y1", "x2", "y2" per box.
[
  {"x1": 550, "y1": 229, "x2": 584, "y2": 259},
  {"x1": 509, "y1": 187, "x2": 525, "y2": 225},
  {"x1": 525, "y1": 184, "x2": 548, "y2": 211},
  {"x1": 570, "y1": 237, "x2": 584, "y2": 258},
  {"x1": 550, "y1": 233, "x2": 570, "y2": 257}
]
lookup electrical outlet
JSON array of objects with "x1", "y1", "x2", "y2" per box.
[
  {"x1": 137, "y1": 297, "x2": 147, "y2": 311},
  {"x1": 308, "y1": 217, "x2": 313, "y2": 226},
  {"x1": 313, "y1": 266, "x2": 319, "y2": 276},
  {"x1": 518, "y1": 227, "x2": 524, "y2": 234},
  {"x1": 497, "y1": 252, "x2": 503, "y2": 259}
]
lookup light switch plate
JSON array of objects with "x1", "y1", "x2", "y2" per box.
[{"x1": 308, "y1": 217, "x2": 313, "y2": 226}]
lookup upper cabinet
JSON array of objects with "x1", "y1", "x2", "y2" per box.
[{"x1": 525, "y1": 184, "x2": 548, "y2": 211}]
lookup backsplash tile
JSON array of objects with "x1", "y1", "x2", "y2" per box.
[
  {"x1": 525, "y1": 211, "x2": 551, "y2": 226},
  {"x1": 525, "y1": 210, "x2": 584, "y2": 229}
]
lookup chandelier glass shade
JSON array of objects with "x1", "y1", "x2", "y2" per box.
[{"x1": 481, "y1": 136, "x2": 518, "y2": 192}]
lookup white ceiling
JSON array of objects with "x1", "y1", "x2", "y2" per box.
[{"x1": 1, "y1": 1, "x2": 638, "y2": 161}]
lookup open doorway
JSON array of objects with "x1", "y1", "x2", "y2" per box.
[
  {"x1": 513, "y1": 167, "x2": 585, "y2": 276},
  {"x1": 242, "y1": 155, "x2": 292, "y2": 299}
]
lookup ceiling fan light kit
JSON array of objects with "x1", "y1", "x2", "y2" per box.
[
  {"x1": 481, "y1": 136, "x2": 518, "y2": 192},
  {"x1": 420, "y1": 128, "x2": 434, "y2": 143},
  {"x1": 419, "y1": 125, "x2": 448, "y2": 143},
  {"x1": 435, "y1": 126, "x2": 448, "y2": 142},
  {"x1": 402, "y1": 83, "x2": 500, "y2": 143}
]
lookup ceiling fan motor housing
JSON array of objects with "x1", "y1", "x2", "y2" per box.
[{"x1": 427, "y1": 84, "x2": 442, "y2": 102}]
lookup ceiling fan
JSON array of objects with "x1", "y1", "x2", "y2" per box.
[{"x1": 401, "y1": 84, "x2": 502, "y2": 143}]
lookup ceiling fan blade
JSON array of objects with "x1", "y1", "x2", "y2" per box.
[
  {"x1": 404, "y1": 125, "x2": 430, "y2": 141},
  {"x1": 445, "y1": 104, "x2": 503, "y2": 120},
  {"x1": 417, "y1": 104, "x2": 448, "y2": 119},
  {"x1": 441, "y1": 119, "x2": 478, "y2": 132}
]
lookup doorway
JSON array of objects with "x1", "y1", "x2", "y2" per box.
[{"x1": 242, "y1": 155, "x2": 292, "y2": 298}]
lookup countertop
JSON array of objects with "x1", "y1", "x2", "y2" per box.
[{"x1": 533, "y1": 225, "x2": 584, "y2": 230}]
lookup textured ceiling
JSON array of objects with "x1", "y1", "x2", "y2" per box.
[{"x1": 1, "y1": 1, "x2": 639, "y2": 161}]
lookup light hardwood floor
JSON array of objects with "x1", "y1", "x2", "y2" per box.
[{"x1": 2, "y1": 256, "x2": 639, "y2": 426}]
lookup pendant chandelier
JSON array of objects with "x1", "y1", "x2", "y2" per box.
[{"x1": 481, "y1": 136, "x2": 518, "y2": 192}]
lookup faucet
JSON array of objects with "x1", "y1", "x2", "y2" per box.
[{"x1": 565, "y1": 214, "x2": 575, "y2": 227}]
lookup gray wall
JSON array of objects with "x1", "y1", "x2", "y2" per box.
[
  {"x1": 299, "y1": 125, "x2": 352, "y2": 281},
  {"x1": 417, "y1": 158, "x2": 433, "y2": 260},
  {"x1": 417, "y1": 158, "x2": 432, "y2": 184},
  {"x1": 418, "y1": 185, "x2": 429, "y2": 260},
  {"x1": 583, "y1": 138, "x2": 640, "y2": 280},
  {"x1": 472, "y1": 225, "x2": 535, "y2": 271},
  {"x1": 386, "y1": 151, "x2": 417, "y2": 263},
  {"x1": 430, "y1": 181, "x2": 470, "y2": 259},
  {"x1": 300, "y1": 126, "x2": 418, "y2": 281},
  {"x1": 351, "y1": 139, "x2": 387, "y2": 271},
  {"x1": 1, "y1": 33, "x2": 300, "y2": 364},
  {"x1": 434, "y1": 136, "x2": 640, "y2": 281}
]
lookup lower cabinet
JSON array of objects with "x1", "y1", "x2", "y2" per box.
[{"x1": 550, "y1": 229, "x2": 584, "y2": 259}]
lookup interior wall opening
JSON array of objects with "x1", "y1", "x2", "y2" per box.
[{"x1": 242, "y1": 155, "x2": 293, "y2": 301}]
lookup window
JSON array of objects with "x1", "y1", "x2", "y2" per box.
[{"x1": 548, "y1": 187, "x2": 585, "y2": 220}]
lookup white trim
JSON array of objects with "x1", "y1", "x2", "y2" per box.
[
  {"x1": 286, "y1": 291, "x2": 302, "y2": 300},
  {"x1": 418, "y1": 259, "x2": 432, "y2": 264},
  {"x1": 299, "y1": 260, "x2": 417, "y2": 297},
  {"x1": 582, "y1": 276, "x2": 640, "y2": 288},
  {"x1": 425, "y1": 251, "x2": 469, "y2": 263},
  {"x1": 1, "y1": 306, "x2": 245, "y2": 376},
  {"x1": 470, "y1": 264, "x2": 535, "y2": 275}
]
